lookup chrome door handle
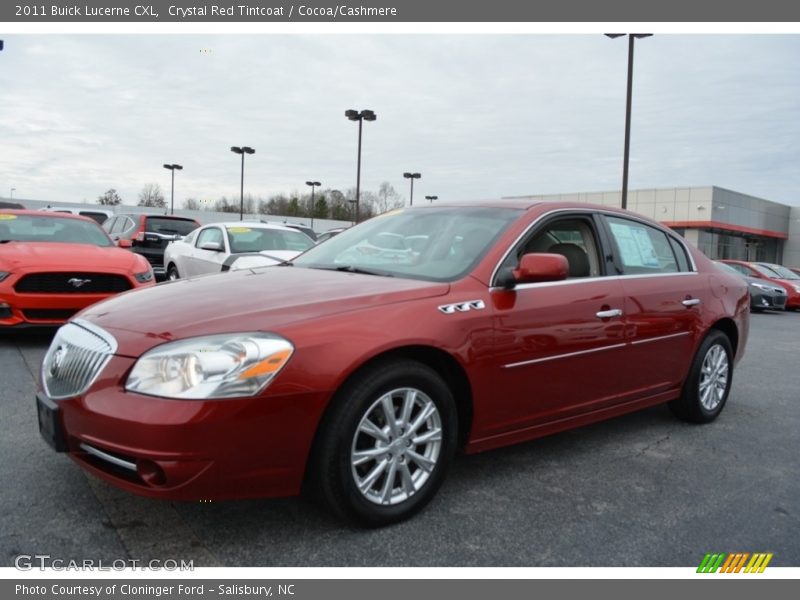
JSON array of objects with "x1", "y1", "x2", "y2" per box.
[
  {"x1": 596, "y1": 308, "x2": 623, "y2": 319},
  {"x1": 682, "y1": 298, "x2": 701, "y2": 307}
]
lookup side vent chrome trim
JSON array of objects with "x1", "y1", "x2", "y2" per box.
[{"x1": 438, "y1": 300, "x2": 486, "y2": 314}]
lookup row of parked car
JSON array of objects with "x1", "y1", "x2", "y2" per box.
[
  {"x1": 0, "y1": 207, "x2": 342, "y2": 328},
  {"x1": 716, "y1": 259, "x2": 800, "y2": 312}
]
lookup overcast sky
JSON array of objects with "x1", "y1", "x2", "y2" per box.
[{"x1": 1, "y1": 34, "x2": 799, "y2": 208}]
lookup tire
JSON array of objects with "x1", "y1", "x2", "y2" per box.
[
  {"x1": 309, "y1": 359, "x2": 458, "y2": 527},
  {"x1": 669, "y1": 330, "x2": 733, "y2": 424},
  {"x1": 167, "y1": 264, "x2": 180, "y2": 281}
]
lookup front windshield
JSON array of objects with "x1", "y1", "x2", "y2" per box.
[
  {"x1": 292, "y1": 206, "x2": 521, "y2": 281},
  {"x1": 228, "y1": 226, "x2": 315, "y2": 253},
  {"x1": 715, "y1": 262, "x2": 743, "y2": 277},
  {"x1": 751, "y1": 263, "x2": 782, "y2": 278},
  {"x1": 0, "y1": 213, "x2": 112, "y2": 247},
  {"x1": 761, "y1": 264, "x2": 799, "y2": 280}
]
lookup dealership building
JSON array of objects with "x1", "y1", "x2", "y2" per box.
[{"x1": 507, "y1": 186, "x2": 800, "y2": 267}]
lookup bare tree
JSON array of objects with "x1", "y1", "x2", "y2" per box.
[
  {"x1": 97, "y1": 189, "x2": 122, "y2": 206},
  {"x1": 183, "y1": 198, "x2": 201, "y2": 211},
  {"x1": 137, "y1": 183, "x2": 166, "y2": 208},
  {"x1": 375, "y1": 181, "x2": 403, "y2": 214}
]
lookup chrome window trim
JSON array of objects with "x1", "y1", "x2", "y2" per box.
[
  {"x1": 489, "y1": 270, "x2": 699, "y2": 293},
  {"x1": 489, "y1": 207, "x2": 698, "y2": 287}
]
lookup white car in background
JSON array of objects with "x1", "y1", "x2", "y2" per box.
[{"x1": 163, "y1": 221, "x2": 315, "y2": 279}]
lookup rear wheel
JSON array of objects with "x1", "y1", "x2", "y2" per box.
[
  {"x1": 310, "y1": 359, "x2": 457, "y2": 527},
  {"x1": 669, "y1": 330, "x2": 733, "y2": 423},
  {"x1": 167, "y1": 264, "x2": 180, "y2": 280}
]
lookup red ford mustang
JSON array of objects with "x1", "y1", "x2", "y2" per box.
[
  {"x1": 36, "y1": 202, "x2": 749, "y2": 526},
  {"x1": 0, "y1": 210, "x2": 155, "y2": 327}
]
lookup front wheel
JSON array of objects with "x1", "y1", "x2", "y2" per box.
[
  {"x1": 167, "y1": 264, "x2": 180, "y2": 281},
  {"x1": 310, "y1": 359, "x2": 457, "y2": 527},
  {"x1": 669, "y1": 330, "x2": 733, "y2": 423}
]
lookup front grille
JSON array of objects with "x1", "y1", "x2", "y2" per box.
[
  {"x1": 42, "y1": 320, "x2": 117, "y2": 399},
  {"x1": 15, "y1": 273, "x2": 132, "y2": 294},
  {"x1": 142, "y1": 253, "x2": 164, "y2": 267},
  {"x1": 23, "y1": 309, "x2": 78, "y2": 321},
  {"x1": 773, "y1": 295, "x2": 787, "y2": 308}
]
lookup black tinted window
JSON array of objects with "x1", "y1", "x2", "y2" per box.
[{"x1": 145, "y1": 217, "x2": 198, "y2": 236}]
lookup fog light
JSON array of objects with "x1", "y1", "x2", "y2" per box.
[
  {"x1": 136, "y1": 459, "x2": 166, "y2": 486},
  {"x1": 0, "y1": 303, "x2": 11, "y2": 319}
]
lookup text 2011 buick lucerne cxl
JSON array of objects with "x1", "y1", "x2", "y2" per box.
[{"x1": 37, "y1": 202, "x2": 749, "y2": 526}]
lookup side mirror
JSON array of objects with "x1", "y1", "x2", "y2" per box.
[
  {"x1": 497, "y1": 253, "x2": 569, "y2": 288},
  {"x1": 200, "y1": 241, "x2": 223, "y2": 252},
  {"x1": 117, "y1": 239, "x2": 133, "y2": 249}
]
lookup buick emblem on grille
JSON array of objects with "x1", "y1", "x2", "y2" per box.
[
  {"x1": 68, "y1": 277, "x2": 92, "y2": 288},
  {"x1": 49, "y1": 345, "x2": 68, "y2": 378}
]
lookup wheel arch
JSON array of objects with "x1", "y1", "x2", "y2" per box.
[{"x1": 709, "y1": 317, "x2": 739, "y2": 357}]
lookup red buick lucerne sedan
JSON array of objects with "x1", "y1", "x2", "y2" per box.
[
  {"x1": 37, "y1": 202, "x2": 749, "y2": 526},
  {"x1": 1, "y1": 210, "x2": 155, "y2": 327}
]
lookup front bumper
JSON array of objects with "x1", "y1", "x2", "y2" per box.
[{"x1": 37, "y1": 355, "x2": 330, "y2": 501}]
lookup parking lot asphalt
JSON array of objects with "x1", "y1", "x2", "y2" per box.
[{"x1": 1, "y1": 312, "x2": 798, "y2": 568}]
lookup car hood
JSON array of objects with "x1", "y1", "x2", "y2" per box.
[
  {"x1": 0, "y1": 241, "x2": 141, "y2": 271},
  {"x1": 79, "y1": 266, "x2": 450, "y2": 356}
]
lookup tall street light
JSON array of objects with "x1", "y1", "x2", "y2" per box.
[
  {"x1": 9, "y1": 188, "x2": 15, "y2": 200},
  {"x1": 305, "y1": 180, "x2": 321, "y2": 230},
  {"x1": 425, "y1": 195, "x2": 438, "y2": 204},
  {"x1": 345, "y1": 109, "x2": 376, "y2": 223},
  {"x1": 162, "y1": 164, "x2": 183, "y2": 215},
  {"x1": 403, "y1": 172, "x2": 421, "y2": 206},
  {"x1": 230, "y1": 146, "x2": 256, "y2": 221},
  {"x1": 605, "y1": 33, "x2": 652, "y2": 210}
]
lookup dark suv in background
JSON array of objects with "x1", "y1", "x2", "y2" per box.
[{"x1": 103, "y1": 213, "x2": 200, "y2": 278}]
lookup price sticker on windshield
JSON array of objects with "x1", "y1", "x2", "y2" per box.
[{"x1": 0, "y1": 214, "x2": 17, "y2": 220}]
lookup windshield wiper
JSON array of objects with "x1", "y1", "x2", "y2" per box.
[{"x1": 310, "y1": 264, "x2": 394, "y2": 277}]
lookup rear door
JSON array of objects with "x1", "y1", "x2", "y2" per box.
[{"x1": 601, "y1": 214, "x2": 704, "y2": 396}]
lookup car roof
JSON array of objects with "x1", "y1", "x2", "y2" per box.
[
  {"x1": 0, "y1": 208, "x2": 96, "y2": 222},
  {"x1": 115, "y1": 213, "x2": 199, "y2": 221},
  {"x1": 234, "y1": 221, "x2": 305, "y2": 232},
  {"x1": 41, "y1": 206, "x2": 112, "y2": 213}
]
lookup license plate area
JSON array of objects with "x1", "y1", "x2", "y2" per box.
[{"x1": 36, "y1": 393, "x2": 67, "y2": 452}]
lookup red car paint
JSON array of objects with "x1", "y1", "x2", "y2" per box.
[
  {"x1": 0, "y1": 210, "x2": 155, "y2": 327},
  {"x1": 719, "y1": 259, "x2": 800, "y2": 309},
  {"x1": 38, "y1": 202, "x2": 749, "y2": 501}
]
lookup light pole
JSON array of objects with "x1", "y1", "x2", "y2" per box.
[
  {"x1": 403, "y1": 172, "x2": 421, "y2": 206},
  {"x1": 162, "y1": 164, "x2": 183, "y2": 215},
  {"x1": 230, "y1": 146, "x2": 255, "y2": 221},
  {"x1": 605, "y1": 33, "x2": 652, "y2": 210},
  {"x1": 425, "y1": 195, "x2": 438, "y2": 204},
  {"x1": 345, "y1": 109, "x2": 376, "y2": 223},
  {"x1": 9, "y1": 188, "x2": 15, "y2": 200},
  {"x1": 305, "y1": 180, "x2": 321, "y2": 230}
]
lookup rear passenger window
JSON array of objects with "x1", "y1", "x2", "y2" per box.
[
  {"x1": 605, "y1": 216, "x2": 682, "y2": 275},
  {"x1": 668, "y1": 237, "x2": 691, "y2": 272}
]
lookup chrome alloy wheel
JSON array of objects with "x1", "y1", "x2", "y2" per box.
[
  {"x1": 699, "y1": 343, "x2": 729, "y2": 411},
  {"x1": 350, "y1": 387, "x2": 443, "y2": 506}
]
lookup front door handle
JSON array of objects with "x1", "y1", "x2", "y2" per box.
[
  {"x1": 682, "y1": 298, "x2": 701, "y2": 307},
  {"x1": 596, "y1": 308, "x2": 623, "y2": 319}
]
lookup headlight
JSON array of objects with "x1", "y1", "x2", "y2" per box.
[
  {"x1": 125, "y1": 333, "x2": 294, "y2": 399},
  {"x1": 134, "y1": 270, "x2": 154, "y2": 283},
  {"x1": 0, "y1": 271, "x2": 9, "y2": 283},
  {"x1": 750, "y1": 282, "x2": 770, "y2": 291}
]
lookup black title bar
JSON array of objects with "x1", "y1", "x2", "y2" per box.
[{"x1": 2, "y1": 0, "x2": 800, "y2": 22}]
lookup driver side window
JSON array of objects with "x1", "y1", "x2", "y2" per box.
[
  {"x1": 499, "y1": 216, "x2": 604, "y2": 279},
  {"x1": 195, "y1": 227, "x2": 224, "y2": 249}
]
